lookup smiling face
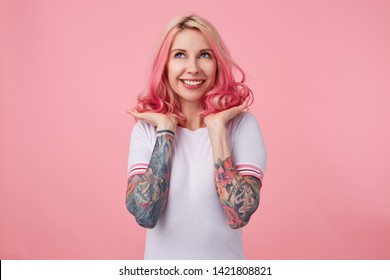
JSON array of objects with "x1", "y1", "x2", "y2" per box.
[{"x1": 167, "y1": 29, "x2": 217, "y2": 109}]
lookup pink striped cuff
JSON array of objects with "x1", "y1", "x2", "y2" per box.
[
  {"x1": 127, "y1": 163, "x2": 148, "y2": 179},
  {"x1": 236, "y1": 164, "x2": 264, "y2": 183}
]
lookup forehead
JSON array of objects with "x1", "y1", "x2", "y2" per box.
[{"x1": 170, "y1": 29, "x2": 211, "y2": 50}]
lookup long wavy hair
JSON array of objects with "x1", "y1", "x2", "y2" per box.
[{"x1": 134, "y1": 14, "x2": 253, "y2": 125}]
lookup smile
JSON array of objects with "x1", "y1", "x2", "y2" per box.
[{"x1": 181, "y1": 80, "x2": 205, "y2": 86}]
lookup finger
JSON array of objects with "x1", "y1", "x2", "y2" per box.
[
  {"x1": 241, "y1": 97, "x2": 250, "y2": 109},
  {"x1": 230, "y1": 98, "x2": 249, "y2": 113},
  {"x1": 130, "y1": 110, "x2": 150, "y2": 121},
  {"x1": 127, "y1": 109, "x2": 139, "y2": 116},
  {"x1": 222, "y1": 98, "x2": 250, "y2": 120},
  {"x1": 127, "y1": 110, "x2": 151, "y2": 123},
  {"x1": 231, "y1": 98, "x2": 249, "y2": 114}
]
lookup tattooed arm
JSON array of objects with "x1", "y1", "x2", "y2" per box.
[
  {"x1": 214, "y1": 156, "x2": 261, "y2": 229},
  {"x1": 204, "y1": 98, "x2": 262, "y2": 229},
  {"x1": 126, "y1": 112, "x2": 177, "y2": 228}
]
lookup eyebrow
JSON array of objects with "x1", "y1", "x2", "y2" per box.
[{"x1": 170, "y1": 48, "x2": 214, "y2": 54}]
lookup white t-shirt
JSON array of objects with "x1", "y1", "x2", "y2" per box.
[{"x1": 127, "y1": 112, "x2": 266, "y2": 259}]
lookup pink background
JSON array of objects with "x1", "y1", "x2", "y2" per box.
[{"x1": 1, "y1": 0, "x2": 389, "y2": 259}]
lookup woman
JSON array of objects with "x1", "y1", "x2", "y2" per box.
[{"x1": 126, "y1": 15, "x2": 266, "y2": 259}]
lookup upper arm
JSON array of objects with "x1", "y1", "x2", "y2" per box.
[
  {"x1": 126, "y1": 122, "x2": 151, "y2": 205},
  {"x1": 231, "y1": 112, "x2": 266, "y2": 184},
  {"x1": 127, "y1": 121, "x2": 153, "y2": 182}
]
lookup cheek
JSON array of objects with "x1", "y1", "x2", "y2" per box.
[
  {"x1": 167, "y1": 64, "x2": 176, "y2": 84},
  {"x1": 167, "y1": 62, "x2": 183, "y2": 81},
  {"x1": 208, "y1": 63, "x2": 217, "y2": 82}
]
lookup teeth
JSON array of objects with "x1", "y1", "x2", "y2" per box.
[{"x1": 183, "y1": 80, "x2": 203, "y2": 86}]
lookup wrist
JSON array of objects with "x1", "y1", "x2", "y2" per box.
[
  {"x1": 156, "y1": 129, "x2": 175, "y2": 138},
  {"x1": 157, "y1": 120, "x2": 176, "y2": 132}
]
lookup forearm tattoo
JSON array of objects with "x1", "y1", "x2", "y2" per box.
[
  {"x1": 126, "y1": 130, "x2": 174, "y2": 228},
  {"x1": 214, "y1": 156, "x2": 262, "y2": 229}
]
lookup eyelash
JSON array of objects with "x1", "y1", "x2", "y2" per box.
[
  {"x1": 174, "y1": 52, "x2": 185, "y2": 58},
  {"x1": 174, "y1": 52, "x2": 212, "y2": 59}
]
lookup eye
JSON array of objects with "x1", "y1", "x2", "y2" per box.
[
  {"x1": 200, "y1": 52, "x2": 211, "y2": 58},
  {"x1": 174, "y1": 52, "x2": 185, "y2": 58}
]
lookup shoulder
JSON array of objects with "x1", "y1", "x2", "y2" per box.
[
  {"x1": 227, "y1": 111, "x2": 259, "y2": 131},
  {"x1": 132, "y1": 120, "x2": 155, "y2": 131},
  {"x1": 131, "y1": 121, "x2": 156, "y2": 139},
  {"x1": 236, "y1": 111, "x2": 258, "y2": 123}
]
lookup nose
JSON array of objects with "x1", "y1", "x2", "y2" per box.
[{"x1": 186, "y1": 58, "x2": 200, "y2": 75}]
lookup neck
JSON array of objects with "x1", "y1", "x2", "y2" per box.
[
  {"x1": 183, "y1": 115, "x2": 204, "y2": 130},
  {"x1": 179, "y1": 100, "x2": 204, "y2": 130}
]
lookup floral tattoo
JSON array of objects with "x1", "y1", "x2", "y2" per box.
[{"x1": 214, "y1": 156, "x2": 261, "y2": 229}]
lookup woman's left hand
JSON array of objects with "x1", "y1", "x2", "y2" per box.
[{"x1": 204, "y1": 97, "x2": 250, "y2": 131}]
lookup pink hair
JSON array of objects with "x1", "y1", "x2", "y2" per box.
[{"x1": 135, "y1": 15, "x2": 253, "y2": 125}]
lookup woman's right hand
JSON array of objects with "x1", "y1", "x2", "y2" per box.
[{"x1": 128, "y1": 110, "x2": 178, "y2": 132}]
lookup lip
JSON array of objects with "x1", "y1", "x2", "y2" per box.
[{"x1": 180, "y1": 79, "x2": 205, "y2": 89}]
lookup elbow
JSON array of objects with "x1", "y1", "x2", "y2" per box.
[
  {"x1": 229, "y1": 221, "x2": 247, "y2": 230},
  {"x1": 126, "y1": 200, "x2": 158, "y2": 229},
  {"x1": 229, "y1": 224, "x2": 241, "y2": 230},
  {"x1": 135, "y1": 218, "x2": 157, "y2": 229},
  {"x1": 133, "y1": 209, "x2": 158, "y2": 228},
  {"x1": 228, "y1": 204, "x2": 259, "y2": 230}
]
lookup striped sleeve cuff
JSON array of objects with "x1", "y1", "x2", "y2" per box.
[
  {"x1": 127, "y1": 163, "x2": 148, "y2": 179},
  {"x1": 236, "y1": 164, "x2": 264, "y2": 183}
]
